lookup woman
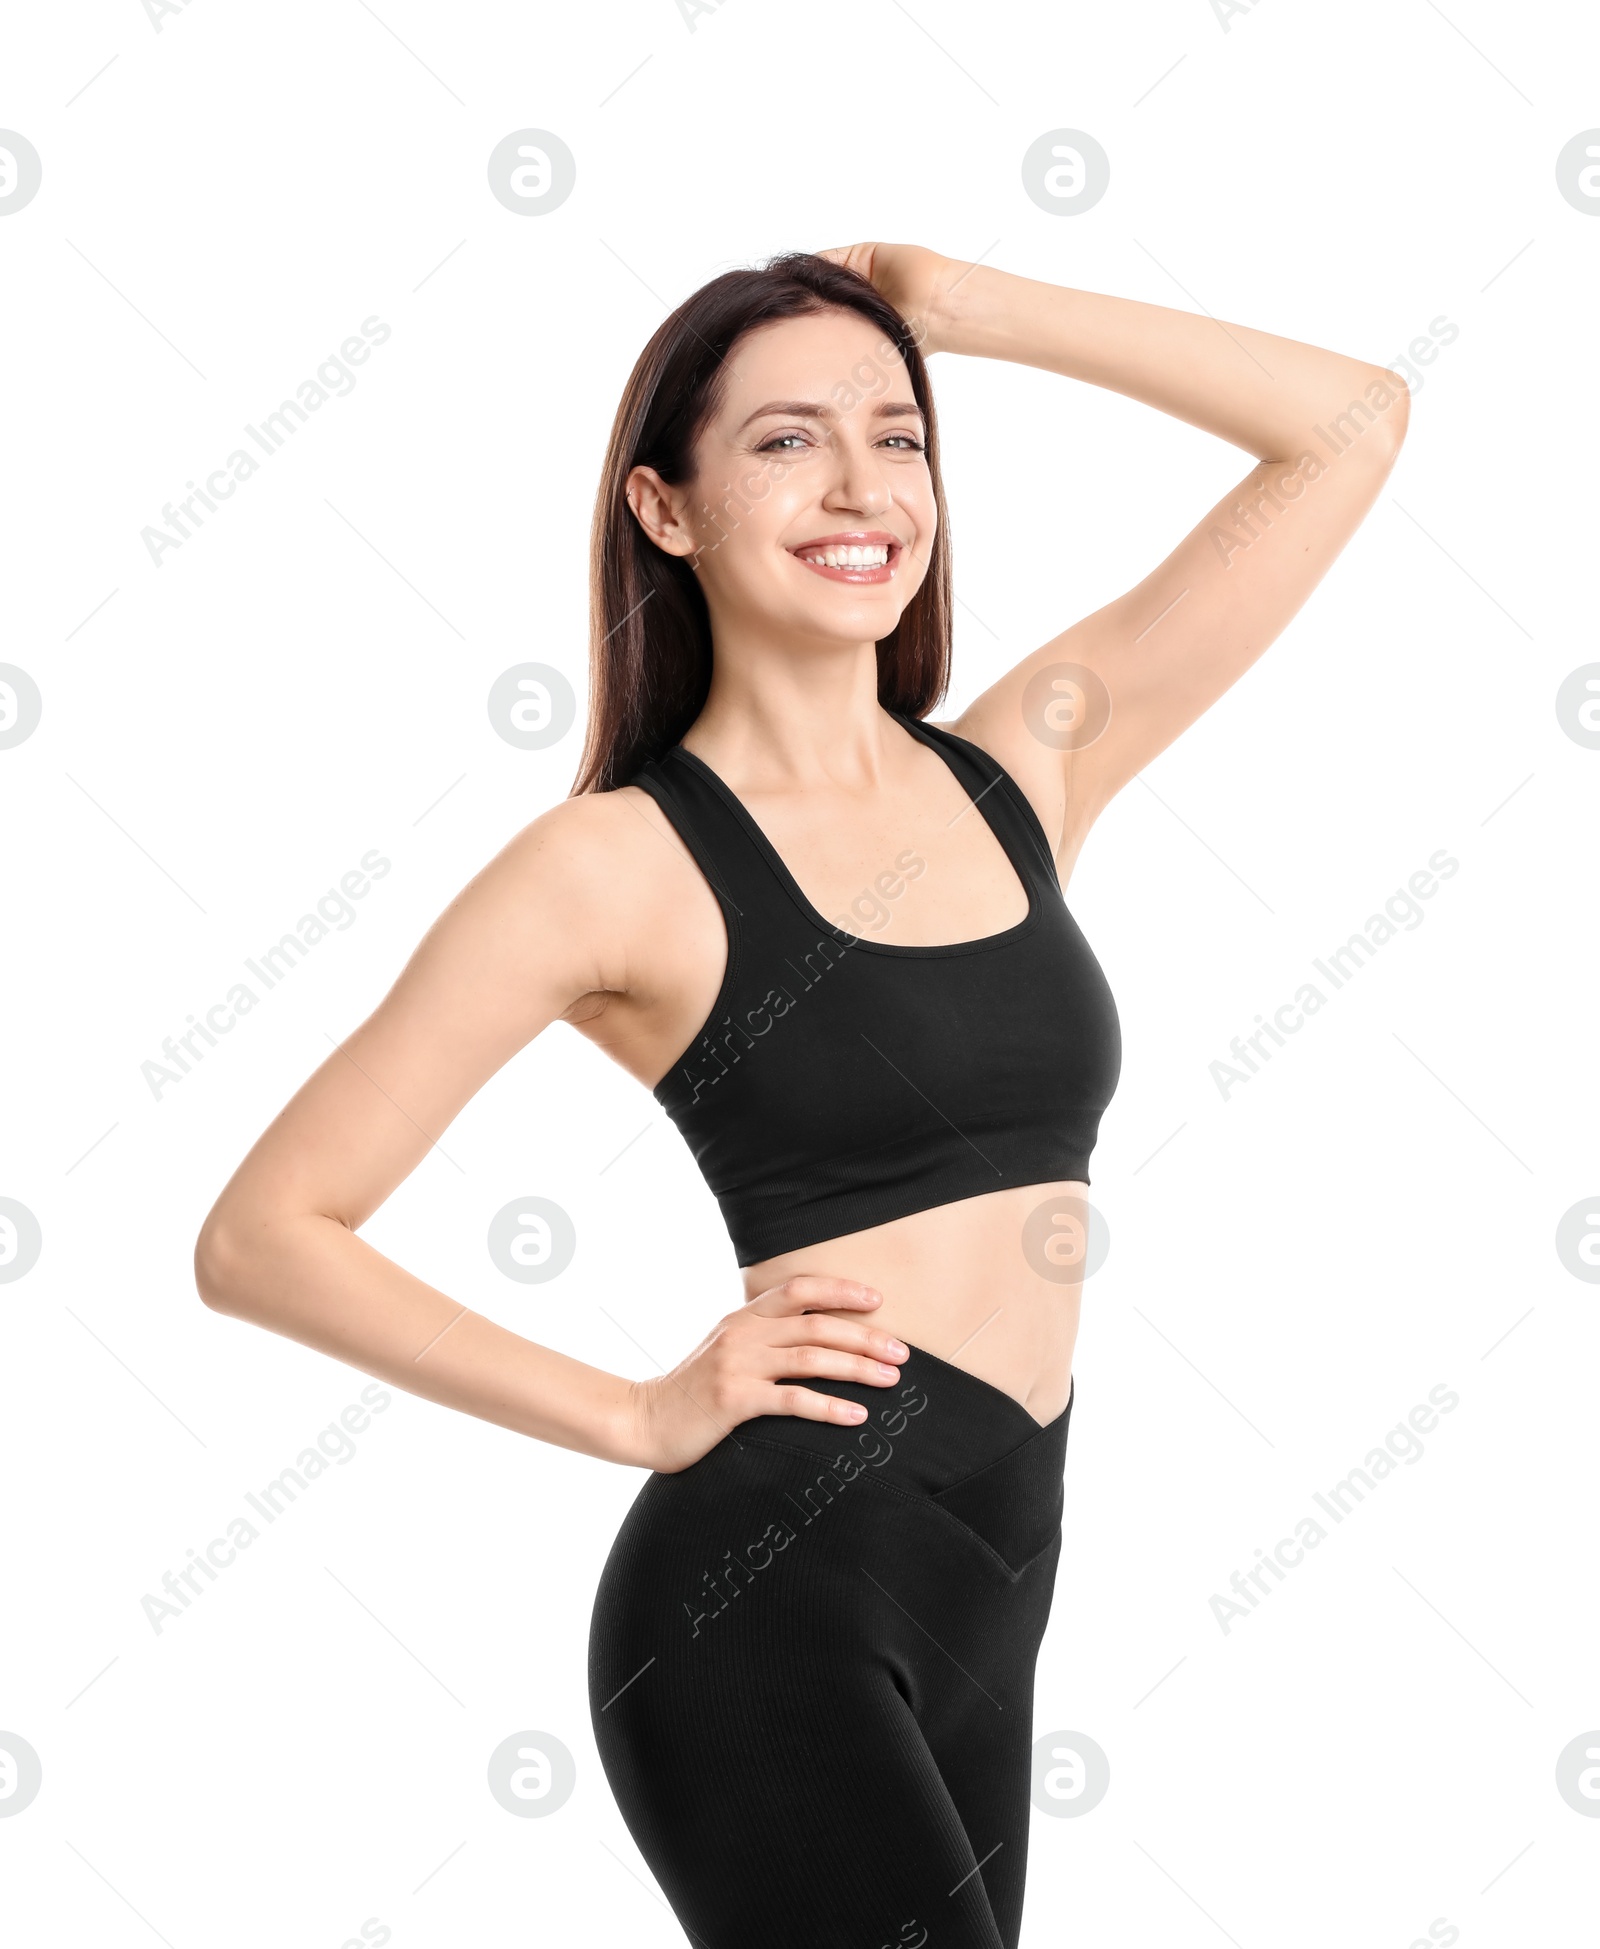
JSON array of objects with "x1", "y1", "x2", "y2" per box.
[{"x1": 195, "y1": 244, "x2": 1407, "y2": 1946}]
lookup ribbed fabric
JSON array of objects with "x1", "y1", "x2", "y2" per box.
[
  {"x1": 588, "y1": 1345, "x2": 1074, "y2": 1949},
  {"x1": 630, "y1": 710, "x2": 1121, "y2": 1266}
]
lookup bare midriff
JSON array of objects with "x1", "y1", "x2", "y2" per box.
[{"x1": 739, "y1": 1178, "x2": 1092, "y2": 1428}]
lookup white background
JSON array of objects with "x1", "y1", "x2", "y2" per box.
[{"x1": 2, "y1": 2, "x2": 1596, "y2": 1945}]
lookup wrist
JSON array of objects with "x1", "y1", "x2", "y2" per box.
[
  {"x1": 606, "y1": 1373, "x2": 657, "y2": 1470},
  {"x1": 929, "y1": 258, "x2": 1000, "y2": 357}
]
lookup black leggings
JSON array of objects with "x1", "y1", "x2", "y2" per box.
[{"x1": 588, "y1": 1342, "x2": 1074, "y2": 1948}]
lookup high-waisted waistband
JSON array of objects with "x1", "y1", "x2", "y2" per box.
[{"x1": 725, "y1": 1341, "x2": 1075, "y2": 1579}]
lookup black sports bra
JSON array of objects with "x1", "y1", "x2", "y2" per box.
[{"x1": 629, "y1": 710, "x2": 1121, "y2": 1267}]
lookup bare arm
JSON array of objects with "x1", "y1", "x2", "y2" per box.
[
  {"x1": 193, "y1": 796, "x2": 648, "y2": 1460},
  {"x1": 822, "y1": 244, "x2": 1410, "y2": 873},
  {"x1": 940, "y1": 262, "x2": 1409, "y2": 868},
  {"x1": 194, "y1": 792, "x2": 906, "y2": 1471}
]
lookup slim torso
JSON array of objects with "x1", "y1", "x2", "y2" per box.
[
  {"x1": 569, "y1": 715, "x2": 1091, "y2": 1427},
  {"x1": 739, "y1": 1183, "x2": 1086, "y2": 1426}
]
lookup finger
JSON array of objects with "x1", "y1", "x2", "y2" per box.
[
  {"x1": 761, "y1": 1343, "x2": 903, "y2": 1390},
  {"x1": 815, "y1": 242, "x2": 872, "y2": 276},
  {"x1": 767, "y1": 1314, "x2": 910, "y2": 1361},
  {"x1": 747, "y1": 1274, "x2": 881, "y2": 1317},
  {"x1": 766, "y1": 1382, "x2": 875, "y2": 1427}
]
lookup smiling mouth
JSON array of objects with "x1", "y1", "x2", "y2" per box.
[{"x1": 789, "y1": 535, "x2": 903, "y2": 583}]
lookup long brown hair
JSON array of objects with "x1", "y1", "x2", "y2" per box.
[{"x1": 571, "y1": 251, "x2": 953, "y2": 795}]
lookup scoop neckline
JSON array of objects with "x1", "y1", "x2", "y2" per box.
[{"x1": 665, "y1": 711, "x2": 1043, "y2": 959}]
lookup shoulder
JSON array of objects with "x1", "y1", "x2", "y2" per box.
[
  {"x1": 920, "y1": 704, "x2": 1071, "y2": 861},
  {"x1": 486, "y1": 783, "x2": 690, "y2": 921},
  {"x1": 405, "y1": 783, "x2": 701, "y2": 1009},
  {"x1": 501, "y1": 782, "x2": 652, "y2": 869}
]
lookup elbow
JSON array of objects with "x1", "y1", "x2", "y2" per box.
[
  {"x1": 194, "y1": 1204, "x2": 340, "y2": 1319},
  {"x1": 1373, "y1": 365, "x2": 1410, "y2": 463},
  {"x1": 193, "y1": 1213, "x2": 246, "y2": 1313}
]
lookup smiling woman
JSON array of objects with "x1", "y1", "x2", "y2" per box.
[
  {"x1": 573, "y1": 262, "x2": 953, "y2": 795},
  {"x1": 195, "y1": 244, "x2": 1406, "y2": 1948}
]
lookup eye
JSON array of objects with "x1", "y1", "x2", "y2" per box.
[
  {"x1": 883, "y1": 434, "x2": 926, "y2": 451},
  {"x1": 756, "y1": 431, "x2": 811, "y2": 453}
]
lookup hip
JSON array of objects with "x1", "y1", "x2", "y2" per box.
[{"x1": 589, "y1": 1342, "x2": 1076, "y2": 1672}]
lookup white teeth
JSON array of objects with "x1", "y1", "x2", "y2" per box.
[{"x1": 799, "y1": 544, "x2": 891, "y2": 568}]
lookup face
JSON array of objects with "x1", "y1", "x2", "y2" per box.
[{"x1": 626, "y1": 307, "x2": 936, "y2": 651}]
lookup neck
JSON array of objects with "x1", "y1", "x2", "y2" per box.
[{"x1": 683, "y1": 639, "x2": 898, "y2": 790}]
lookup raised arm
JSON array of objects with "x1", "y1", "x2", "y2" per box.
[{"x1": 823, "y1": 244, "x2": 1410, "y2": 878}]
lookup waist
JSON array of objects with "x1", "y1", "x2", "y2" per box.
[
  {"x1": 739, "y1": 1180, "x2": 1094, "y2": 1425},
  {"x1": 734, "y1": 1341, "x2": 1073, "y2": 1491}
]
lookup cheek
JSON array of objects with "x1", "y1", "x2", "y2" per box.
[
  {"x1": 700, "y1": 458, "x2": 797, "y2": 538},
  {"x1": 695, "y1": 496, "x2": 795, "y2": 600},
  {"x1": 759, "y1": 468, "x2": 816, "y2": 528},
  {"x1": 898, "y1": 482, "x2": 938, "y2": 578},
  {"x1": 720, "y1": 478, "x2": 812, "y2": 579},
  {"x1": 906, "y1": 474, "x2": 937, "y2": 545}
]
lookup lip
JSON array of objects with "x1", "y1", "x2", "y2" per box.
[{"x1": 787, "y1": 529, "x2": 904, "y2": 585}]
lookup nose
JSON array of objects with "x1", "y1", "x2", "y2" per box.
[{"x1": 820, "y1": 426, "x2": 893, "y2": 517}]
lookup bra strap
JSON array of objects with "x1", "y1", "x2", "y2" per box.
[{"x1": 890, "y1": 710, "x2": 1063, "y2": 895}]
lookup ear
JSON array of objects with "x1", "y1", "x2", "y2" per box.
[{"x1": 624, "y1": 464, "x2": 697, "y2": 559}]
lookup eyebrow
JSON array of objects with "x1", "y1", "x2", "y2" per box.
[{"x1": 733, "y1": 399, "x2": 925, "y2": 435}]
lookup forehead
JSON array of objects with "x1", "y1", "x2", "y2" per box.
[{"x1": 715, "y1": 307, "x2": 917, "y2": 417}]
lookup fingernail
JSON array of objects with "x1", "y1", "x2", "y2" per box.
[
  {"x1": 888, "y1": 1340, "x2": 910, "y2": 1360},
  {"x1": 876, "y1": 1362, "x2": 900, "y2": 1378},
  {"x1": 846, "y1": 1404, "x2": 867, "y2": 1420}
]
